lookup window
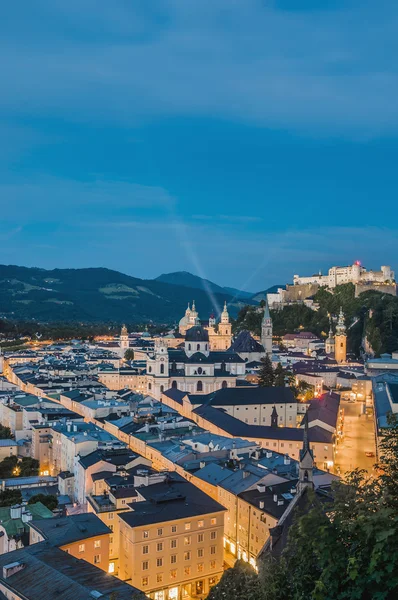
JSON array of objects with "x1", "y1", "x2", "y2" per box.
[
  {"x1": 94, "y1": 554, "x2": 101, "y2": 564},
  {"x1": 198, "y1": 520, "x2": 204, "y2": 528},
  {"x1": 160, "y1": 363, "x2": 164, "y2": 374},
  {"x1": 143, "y1": 545, "x2": 149, "y2": 554},
  {"x1": 157, "y1": 574, "x2": 163, "y2": 583},
  {"x1": 160, "y1": 385, "x2": 164, "y2": 393},
  {"x1": 108, "y1": 562, "x2": 115, "y2": 574},
  {"x1": 210, "y1": 560, "x2": 216, "y2": 569},
  {"x1": 157, "y1": 528, "x2": 163, "y2": 536},
  {"x1": 184, "y1": 536, "x2": 191, "y2": 545},
  {"x1": 142, "y1": 561, "x2": 149, "y2": 571},
  {"x1": 171, "y1": 525, "x2": 177, "y2": 533},
  {"x1": 222, "y1": 380, "x2": 227, "y2": 388},
  {"x1": 157, "y1": 542, "x2": 163, "y2": 552},
  {"x1": 197, "y1": 344, "x2": 200, "y2": 351},
  {"x1": 210, "y1": 531, "x2": 217, "y2": 540},
  {"x1": 172, "y1": 380, "x2": 177, "y2": 389},
  {"x1": 142, "y1": 577, "x2": 148, "y2": 586},
  {"x1": 197, "y1": 381, "x2": 203, "y2": 392},
  {"x1": 210, "y1": 518, "x2": 217, "y2": 525},
  {"x1": 184, "y1": 551, "x2": 191, "y2": 560},
  {"x1": 185, "y1": 522, "x2": 191, "y2": 531},
  {"x1": 157, "y1": 558, "x2": 163, "y2": 567},
  {"x1": 197, "y1": 563, "x2": 204, "y2": 572},
  {"x1": 143, "y1": 531, "x2": 149, "y2": 539},
  {"x1": 171, "y1": 554, "x2": 177, "y2": 564},
  {"x1": 209, "y1": 576, "x2": 216, "y2": 585},
  {"x1": 170, "y1": 539, "x2": 177, "y2": 549},
  {"x1": 170, "y1": 569, "x2": 177, "y2": 579},
  {"x1": 94, "y1": 540, "x2": 101, "y2": 549},
  {"x1": 184, "y1": 567, "x2": 191, "y2": 576},
  {"x1": 198, "y1": 533, "x2": 204, "y2": 543},
  {"x1": 109, "y1": 524, "x2": 114, "y2": 532},
  {"x1": 79, "y1": 544, "x2": 85, "y2": 553},
  {"x1": 197, "y1": 548, "x2": 204, "y2": 558},
  {"x1": 210, "y1": 546, "x2": 216, "y2": 555},
  {"x1": 148, "y1": 383, "x2": 152, "y2": 390}
]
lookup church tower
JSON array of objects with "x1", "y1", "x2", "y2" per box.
[
  {"x1": 298, "y1": 417, "x2": 314, "y2": 492},
  {"x1": 120, "y1": 324, "x2": 129, "y2": 355},
  {"x1": 261, "y1": 299, "x2": 273, "y2": 356},
  {"x1": 219, "y1": 302, "x2": 232, "y2": 337},
  {"x1": 334, "y1": 307, "x2": 347, "y2": 364},
  {"x1": 325, "y1": 319, "x2": 335, "y2": 355},
  {"x1": 271, "y1": 405, "x2": 278, "y2": 428}
]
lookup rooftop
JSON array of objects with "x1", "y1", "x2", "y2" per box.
[{"x1": 29, "y1": 513, "x2": 110, "y2": 547}]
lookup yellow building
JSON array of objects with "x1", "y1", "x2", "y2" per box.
[
  {"x1": 118, "y1": 477, "x2": 226, "y2": 600},
  {"x1": 178, "y1": 301, "x2": 233, "y2": 351},
  {"x1": 335, "y1": 307, "x2": 347, "y2": 364}
]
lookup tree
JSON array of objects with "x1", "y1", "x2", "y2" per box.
[
  {"x1": 258, "y1": 355, "x2": 274, "y2": 387},
  {"x1": 28, "y1": 493, "x2": 58, "y2": 511},
  {"x1": 0, "y1": 455, "x2": 19, "y2": 478},
  {"x1": 124, "y1": 349, "x2": 135, "y2": 361},
  {"x1": 19, "y1": 457, "x2": 39, "y2": 477},
  {"x1": 274, "y1": 363, "x2": 286, "y2": 387},
  {"x1": 0, "y1": 424, "x2": 13, "y2": 439},
  {"x1": 207, "y1": 560, "x2": 262, "y2": 600},
  {"x1": 0, "y1": 489, "x2": 22, "y2": 507}
]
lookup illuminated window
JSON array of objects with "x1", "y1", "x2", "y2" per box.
[
  {"x1": 184, "y1": 567, "x2": 191, "y2": 576},
  {"x1": 142, "y1": 561, "x2": 149, "y2": 571},
  {"x1": 184, "y1": 536, "x2": 191, "y2": 545},
  {"x1": 197, "y1": 563, "x2": 204, "y2": 572},
  {"x1": 170, "y1": 569, "x2": 177, "y2": 579},
  {"x1": 157, "y1": 574, "x2": 163, "y2": 583},
  {"x1": 79, "y1": 544, "x2": 85, "y2": 553},
  {"x1": 184, "y1": 551, "x2": 191, "y2": 560},
  {"x1": 142, "y1": 577, "x2": 148, "y2": 586},
  {"x1": 143, "y1": 531, "x2": 149, "y2": 539},
  {"x1": 198, "y1": 520, "x2": 204, "y2": 528},
  {"x1": 108, "y1": 562, "x2": 115, "y2": 574},
  {"x1": 185, "y1": 522, "x2": 191, "y2": 530},
  {"x1": 210, "y1": 518, "x2": 217, "y2": 525},
  {"x1": 94, "y1": 539, "x2": 101, "y2": 549},
  {"x1": 210, "y1": 560, "x2": 216, "y2": 569}
]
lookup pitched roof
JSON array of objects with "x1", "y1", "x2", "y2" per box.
[
  {"x1": 229, "y1": 331, "x2": 264, "y2": 353},
  {"x1": 29, "y1": 513, "x2": 110, "y2": 547}
]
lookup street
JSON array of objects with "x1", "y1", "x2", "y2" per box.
[{"x1": 334, "y1": 400, "x2": 377, "y2": 476}]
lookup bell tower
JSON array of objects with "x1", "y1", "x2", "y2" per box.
[
  {"x1": 220, "y1": 301, "x2": 232, "y2": 337},
  {"x1": 298, "y1": 417, "x2": 314, "y2": 492},
  {"x1": 334, "y1": 307, "x2": 347, "y2": 363},
  {"x1": 120, "y1": 324, "x2": 129, "y2": 355},
  {"x1": 261, "y1": 299, "x2": 273, "y2": 356}
]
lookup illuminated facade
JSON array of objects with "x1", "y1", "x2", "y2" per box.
[
  {"x1": 293, "y1": 262, "x2": 394, "y2": 289},
  {"x1": 334, "y1": 307, "x2": 347, "y2": 364},
  {"x1": 179, "y1": 301, "x2": 233, "y2": 351}
]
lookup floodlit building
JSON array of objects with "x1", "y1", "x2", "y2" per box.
[{"x1": 293, "y1": 262, "x2": 394, "y2": 289}]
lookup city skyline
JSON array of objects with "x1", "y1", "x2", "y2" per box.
[{"x1": 1, "y1": 0, "x2": 398, "y2": 289}]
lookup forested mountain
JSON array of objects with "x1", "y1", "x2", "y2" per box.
[
  {"x1": 156, "y1": 271, "x2": 254, "y2": 299},
  {"x1": 0, "y1": 265, "x2": 251, "y2": 324}
]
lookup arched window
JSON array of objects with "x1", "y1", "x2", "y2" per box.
[
  {"x1": 160, "y1": 385, "x2": 164, "y2": 394},
  {"x1": 148, "y1": 382, "x2": 152, "y2": 390},
  {"x1": 172, "y1": 380, "x2": 177, "y2": 389},
  {"x1": 188, "y1": 343, "x2": 191, "y2": 351},
  {"x1": 304, "y1": 470, "x2": 308, "y2": 481},
  {"x1": 197, "y1": 381, "x2": 203, "y2": 392},
  {"x1": 197, "y1": 344, "x2": 200, "y2": 351},
  {"x1": 205, "y1": 344, "x2": 208, "y2": 351},
  {"x1": 197, "y1": 367, "x2": 202, "y2": 375},
  {"x1": 160, "y1": 363, "x2": 164, "y2": 374},
  {"x1": 222, "y1": 380, "x2": 228, "y2": 389}
]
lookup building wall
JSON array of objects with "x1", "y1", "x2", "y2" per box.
[
  {"x1": 118, "y1": 511, "x2": 224, "y2": 599},
  {"x1": 59, "y1": 533, "x2": 110, "y2": 572}
]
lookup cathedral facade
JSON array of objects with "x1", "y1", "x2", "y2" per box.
[
  {"x1": 146, "y1": 325, "x2": 245, "y2": 400},
  {"x1": 178, "y1": 301, "x2": 233, "y2": 351}
]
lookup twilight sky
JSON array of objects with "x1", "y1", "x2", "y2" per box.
[{"x1": 1, "y1": 0, "x2": 398, "y2": 291}]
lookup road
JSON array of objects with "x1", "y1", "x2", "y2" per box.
[{"x1": 334, "y1": 400, "x2": 377, "y2": 476}]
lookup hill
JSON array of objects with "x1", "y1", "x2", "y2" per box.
[
  {"x1": 155, "y1": 271, "x2": 254, "y2": 300},
  {"x1": 251, "y1": 285, "x2": 284, "y2": 303},
  {"x1": 0, "y1": 265, "x2": 251, "y2": 324}
]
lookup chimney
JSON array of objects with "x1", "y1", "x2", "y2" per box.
[
  {"x1": 284, "y1": 454, "x2": 290, "y2": 465},
  {"x1": 3, "y1": 562, "x2": 26, "y2": 579},
  {"x1": 273, "y1": 494, "x2": 278, "y2": 503},
  {"x1": 259, "y1": 500, "x2": 264, "y2": 509},
  {"x1": 256, "y1": 484, "x2": 266, "y2": 493},
  {"x1": 266, "y1": 451, "x2": 272, "y2": 458}
]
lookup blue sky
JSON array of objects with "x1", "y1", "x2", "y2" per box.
[{"x1": 1, "y1": 0, "x2": 397, "y2": 291}]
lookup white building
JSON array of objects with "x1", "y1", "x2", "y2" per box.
[
  {"x1": 146, "y1": 326, "x2": 246, "y2": 400},
  {"x1": 293, "y1": 262, "x2": 394, "y2": 289}
]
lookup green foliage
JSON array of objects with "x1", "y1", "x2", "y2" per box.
[
  {"x1": 28, "y1": 493, "x2": 58, "y2": 511},
  {"x1": 274, "y1": 363, "x2": 286, "y2": 387},
  {"x1": 124, "y1": 349, "x2": 135, "y2": 361},
  {"x1": 258, "y1": 355, "x2": 275, "y2": 387},
  {"x1": 206, "y1": 416, "x2": 398, "y2": 600},
  {"x1": 0, "y1": 489, "x2": 22, "y2": 507},
  {"x1": 0, "y1": 456, "x2": 39, "y2": 479},
  {"x1": 207, "y1": 560, "x2": 262, "y2": 600},
  {"x1": 0, "y1": 424, "x2": 13, "y2": 439}
]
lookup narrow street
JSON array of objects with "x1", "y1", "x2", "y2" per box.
[{"x1": 335, "y1": 400, "x2": 377, "y2": 476}]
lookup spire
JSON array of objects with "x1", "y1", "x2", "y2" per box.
[
  {"x1": 299, "y1": 415, "x2": 313, "y2": 461},
  {"x1": 221, "y1": 301, "x2": 229, "y2": 324},
  {"x1": 298, "y1": 415, "x2": 314, "y2": 490},
  {"x1": 262, "y1": 298, "x2": 271, "y2": 323},
  {"x1": 336, "y1": 306, "x2": 346, "y2": 336},
  {"x1": 271, "y1": 405, "x2": 278, "y2": 428}
]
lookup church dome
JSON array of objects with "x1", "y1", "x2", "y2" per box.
[{"x1": 185, "y1": 326, "x2": 209, "y2": 342}]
